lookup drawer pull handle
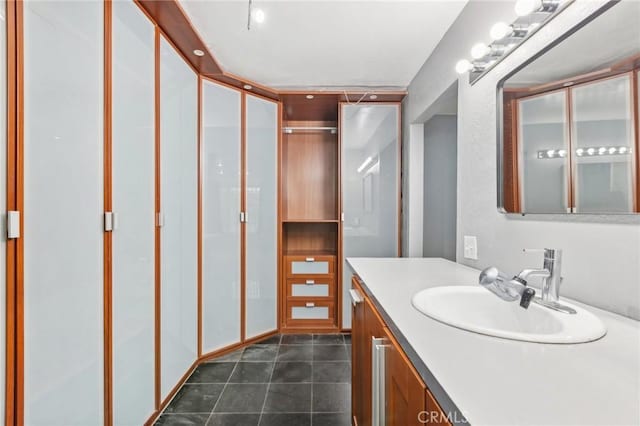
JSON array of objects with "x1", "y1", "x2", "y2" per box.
[
  {"x1": 305, "y1": 302, "x2": 315, "y2": 308},
  {"x1": 305, "y1": 280, "x2": 315, "y2": 285},
  {"x1": 305, "y1": 257, "x2": 315, "y2": 262}
]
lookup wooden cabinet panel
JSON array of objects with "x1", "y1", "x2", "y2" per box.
[
  {"x1": 384, "y1": 327, "x2": 426, "y2": 426},
  {"x1": 351, "y1": 274, "x2": 453, "y2": 426}
]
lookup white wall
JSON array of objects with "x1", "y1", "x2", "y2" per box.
[
  {"x1": 423, "y1": 115, "x2": 457, "y2": 261},
  {"x1": 406, "y1": 0, "x2": 640, "y2": 320}
]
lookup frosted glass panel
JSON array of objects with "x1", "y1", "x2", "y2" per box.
[
  {"x1": 572, "y1": 75, "x2": 634, "y2": 213},
  {"x1": 245, "y1": 95, "x2": 278, "y2": 339},
  {"x1": 202, "y1": 79, "x2": 241, "y2": 353},
  {"x1": 112, "y1": 2, "x2": 155, "y2": 424},
  {"x1": 518, "y1": 91, "x2": 569, "y2": 213},
  {"x1": 291, "y1": 284, "x2": 329, "y2": 297},
  {"x1": 0, "y1": 1, "x2": 5, "y2": 421},
  {"x1": 23, "y1": 1, "x2": 104, "y2": 424},
  {"x1": 291, "y1": 260, "x2": 329, "y2": 275},
  {"x1": 291, "y1": 306, "x2": 329, "y2": 320},
  {"x1": 341, "y1": 104, "x2": 400, "y2": 328},
  {"x1": 160, "y1": 36, "x2": 198, "y2": 398}
]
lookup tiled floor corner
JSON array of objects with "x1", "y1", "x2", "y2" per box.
[{"x1": 155, "y1": 333, "x2": 352, "y2": 426}]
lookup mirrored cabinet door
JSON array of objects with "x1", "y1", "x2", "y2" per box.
[
  {"x1": 517, "y1": 91, "x2": 570, "y2": 213},
  {"x1": 571, "y1": 74, "x2": 636, "y2": 213}
]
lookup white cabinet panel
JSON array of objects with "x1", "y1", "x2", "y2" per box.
[
  {"x1": 341, "y1": 104, "x2": 400, "y2": 329},
  {"x1": 23, "y1": 1, "x2": 104, "y2": 423},
  {"x1": 160, "y1": 36, "x2": 198, "y2": 399},
  {"x1": 291, "y1": 260, "x2": 330, "y2": 275},
  {"x1": 291, "y1": 283, "x2": 330, "y2": 298},
  {"x1": 245, "y1": 95, "x2": 278, "y2": 339},
  {"x1": 202, "y1": 79, "x2": 242, "y2": 353},
  {"x1": 291, "y1": 306, "x2": 329, "y2": 320},
  {"x1": 112, "y1": 2, "x2": 155, "y2": 424}
]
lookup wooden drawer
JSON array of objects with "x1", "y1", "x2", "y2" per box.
[
  {"x1": 286, "y1": 300, "x2": 335, "y2": 325},
  {"x1": 285, "y1": 255, "x2": 335, "y2": 278},
  {"x1": 286, "y1": 277, "x2": 335, "y2": 299}
]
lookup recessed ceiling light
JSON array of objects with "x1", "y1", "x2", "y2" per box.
[
  {"x1": 244, "y1": 84, "x2": 253, "y2": 90},
  {"x1": 369, "y1": 95, "x2": 378, "y2": 100},
  {"x1": 253, "y1": 8, "x2": 265, "y2": 24},
  {"x1": 193, "y1": 49, "x2": 205, "y2": 57},
  {"x1": 306, "y1": 94, "x2": 314, "y2": 100}
]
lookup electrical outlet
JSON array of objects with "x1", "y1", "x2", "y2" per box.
[{"x1": 463, "y1": 236, "x2": 478, "y2": 260}]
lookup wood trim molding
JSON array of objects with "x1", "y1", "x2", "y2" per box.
[
  {"x1": 103, "y1": 1, "x2": 113, "y2": 425},
  {"x1": 153, "y1": 24, "x2": 162, "y2": 410},
  {"x1": 5, "y1": 1, "x2": 20, "y2": 424},
  {"x1": 240, "y1": 92, "x2": 246, "y2": 342},
  {"x1": 197, "y1": 75, "x2": 203, "y2": 357}
]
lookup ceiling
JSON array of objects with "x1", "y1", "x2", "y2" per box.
[
  {"x1": 505, "y1": 0, "x2": 640, "y2": 88},
  {"x1": 179, "y1": 0, "x2": 468, "y2": 90}
]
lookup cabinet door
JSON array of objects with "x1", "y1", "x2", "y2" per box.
[
  {"x1": 23, "y1": 1, "x2": 104, "y2": 423},
  {"x1": 341, "y1": 104, "x2": 400, "y2": 329},
  {"x1": 517, "y1": 90, "x2": 570, "y2": 213},
  {"x1": 384, "y1": 328, "x2": 426, "y2": 426},
  {"x1": 571, "y1": 74, "x2": 635, "y2": 213},
  {"x1": 112, "y1": 1, "x2": 155, "y2": 424},
  {"x1": 244, "y1": 94, "x2": 278, "y2": 339},
  {"x1": 159, "y1": 35, "x2": 198, "y2": 399},
  {"x1": 351, "y1": 278, "x2": 366, "y2": 425},
  {"x1": 201, "y1": 79, "x2": 242, "y2": 353}
]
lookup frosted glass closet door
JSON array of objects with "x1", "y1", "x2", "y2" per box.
[
  {"x1": 202, "y1": 80, "x2": 241, "y2": 352},
  {"x1": 160, "y1": 36, "x2": 198, "y2": 399},
  {"x1": 341, "y1": 104, "x2": 400, "y2": 328},
  {"x1": 23, "y1": 1, "x2": 104, "y2": 424},
  {"x1": 112, "y1": 2, "x2": 155, "y2": 424},
  {"x1": 245, "y1": 95, "x2": 278, "y2": 339},
  {"x1": 571, "y1": 75, "x2": 635, "y2": 213},
  {"x1": 0, "y1": 1, "x2": 5, "y2": 421}
]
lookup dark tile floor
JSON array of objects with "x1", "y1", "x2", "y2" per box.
[{"x1": 155, "y1": 334, "x2": 352, "y2": 426}]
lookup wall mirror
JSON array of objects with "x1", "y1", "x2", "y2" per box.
[{"x1": 497, "y1": 0, "x2": 640, "y2": 214}]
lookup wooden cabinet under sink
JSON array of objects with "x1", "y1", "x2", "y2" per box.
[{"x1": 351, "y1": 276, "x2": 451, "y2": 426}]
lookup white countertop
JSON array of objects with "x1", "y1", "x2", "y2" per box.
[{"x1": 347, "y1": 257, "x2": 640, "y2": 426}]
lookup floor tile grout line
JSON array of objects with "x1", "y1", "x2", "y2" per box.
[
  {"x1": 205, "y1": 357, "x2": 240, "y2": 425},
  {"x1": 257, "y1": 342, "x2": 280, "y2": 425}
]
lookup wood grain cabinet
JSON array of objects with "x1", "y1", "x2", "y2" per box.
[{"x1": 351, "y1": 276, "x2": 451, "y2": 426}]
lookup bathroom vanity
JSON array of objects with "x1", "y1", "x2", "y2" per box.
[{"x1": 348, "y1": 257, "x2": 640, "y2": 426}]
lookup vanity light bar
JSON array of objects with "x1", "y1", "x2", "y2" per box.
[
  {"x1": 537, "y1": 146, "x2": 633, "y2": 159},
  {"x1": 455, "y1": 0, "x2": 573, "y2": 84}
]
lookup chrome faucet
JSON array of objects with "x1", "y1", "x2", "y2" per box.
[
  {"x1": 478, "y1": 248, "x2": 576, "y2": 314},
  {"x1": 518, "y1": 248, "x2": 575, "y2": 314}
]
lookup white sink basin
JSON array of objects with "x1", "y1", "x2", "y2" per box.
[{"x1": 411, "y1": 286, "x2": 606, "y2": 344}]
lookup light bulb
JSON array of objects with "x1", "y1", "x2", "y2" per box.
[
  {"x1": 558, "y1": 149, "x2": 566, "y2": 157},
  {"x1": 253, "y1": 8, "x2": 265, "y2": 23},
  {"x1": 608, "y1": 147, "x2": 617, "y2": 154},
  {"x1": 455, "y1": 59, "x2": 472, "y2": 74},
  {"x1": 620, "y1": 147, "x2": 628, "y2": 154},
  {"x1": 515, "y1": 0, "x2": 542, "y2": 16},
  {"x1": 471, "y1": 43, "x2": 490, "y2": 59},
  {"x1": 598, "y1": 147, "x2": 607, "y2": 155},
  {"x1": 490, "y1": 22, "x2": 512, "y2": 40},
  {"x1": 546, "y1": 149, "x2": 555, "y2": 158},
  {"x1": 587, "y1": 148, "x2": 595, "y2": 155},
  {"x1": 576, "y1": 148, "x2": 584, "y2": 156}
]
